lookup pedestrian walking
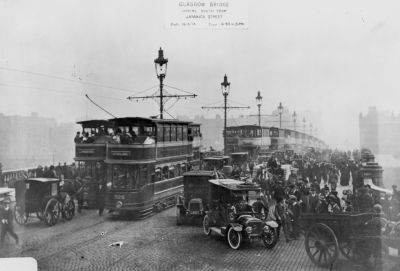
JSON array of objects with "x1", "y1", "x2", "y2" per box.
[
  {"x1": 0, "y1": 199, "x2": 19, "y2": 248},
  {"x1": 97, "y1": 183, "x2": 106, "y2": 216},
  {"x1": 275, "y1": 198, "x2": 290, "y2": 242}
]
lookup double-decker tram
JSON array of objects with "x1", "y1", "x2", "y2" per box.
[
  {"x1": 225, "y1": 125, "x2": 328, "y2": 159},
  {"x1": 104, "y1": 117, "x2": 193, "y2": 218},
  {"x1": 226, "y1": 125, "x2": 271, "y2": 157}
]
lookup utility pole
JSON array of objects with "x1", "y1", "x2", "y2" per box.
[
  {"x1": 256, "y1": 91, "x2": 262, "y2": 126},
  {"x1": 127, "y1": 48, "x2": 197, "y2": 119},
  {"x1": 277, "y1": 102, "x2": 284, "y2": 128},
  {"x1": 292, "y1": 111, "x2": 297, "y2": 131},
  {"x1": 202, "y1": 75, "x2": 250, "y2": 155}
]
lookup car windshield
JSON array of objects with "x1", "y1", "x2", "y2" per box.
[{"x1": 231, "y1": 192, "x2": 247, "y2": 203}]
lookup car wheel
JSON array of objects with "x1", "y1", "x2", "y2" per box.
[
  {"x1": 227, "y1": 227, "x2": 242, "y2": 250},
  {"x1": 203, "y1": 215, "x2": 211, "y2": 236},
  {"x1": 262, "y1": 226, "x2": 277, "y2": 249}
]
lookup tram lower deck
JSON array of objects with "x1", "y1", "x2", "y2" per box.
[{"x1": 105, "y1": 161, "x2": 188, "y2": 218}]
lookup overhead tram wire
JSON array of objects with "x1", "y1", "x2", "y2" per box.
[
  {"x1": 85, "y1": 94, "x2": 117, "y2": 118},
  {"x1": 0, "y1": 82, "x2": 126, "y2": 101},
  {"x1": 0, "y1": 66, "x2": 159, "y2": 96},
  {"x1": 163, "y1": 84, "x2": 197, "y2": 95}
]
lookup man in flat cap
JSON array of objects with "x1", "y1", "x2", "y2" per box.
[{"x1": 0, "y1": 198, "x2": 19, "y2": 248}]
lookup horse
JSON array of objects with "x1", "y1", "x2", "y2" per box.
[{"x1": 61, "y1": 178, "x2": 85, "y2": 213}]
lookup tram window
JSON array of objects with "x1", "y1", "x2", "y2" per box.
[
  {"x1": 177, "y1": 126, "x2": 182, "y2": 141},
  {"x1": 162, "y1": 166, "x2": 169, "y2": 180},
  {"x1": 129, "y1": 126, "x2": 139, "y2": 137},
  {"x1": 169, "y1": 166, "x2": 175, "y2": 178},
  {"x1": 171, "y1": 125, "x2": 177, "y2": 141},
  {"x1": 181, "y1": 163, "x2": 187, "y2": 173},
  {"x1": 111, "y1": 165, "x2": 147, "y2": 190},
  {"x1": 112, "y1": 165, "x2": 128, "y2": 189},
  {"x1": 183, "y1": 126, "x2": 187, "y2": 140},
  {"x1": 144, "y1": 126, "x2": 154, "y2": 137},
  {"x1": 157, "y1": 125, "x2": 163, "y2": 142},
  {"x1": 138, "y1": 165, "x2": 148, "y2": 187},
  {"x1": 164, "y1": 125, "x2": 171, "y2": 142},
  {"x1": 155, "y1": 168, "x2": 161, "y2": 182}
]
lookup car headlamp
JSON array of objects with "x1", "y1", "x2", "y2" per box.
[
  {"x1": 116, "y1": 201, "x2": 123, "y2": 209},
  {"x1": 245, "y1": 226, "x2": 252, "y2": 234}
]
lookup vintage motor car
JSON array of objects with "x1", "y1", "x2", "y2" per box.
[
  {"x1": 202, "y1": 179, "x2": 278, "y2": 250},
  {"x1": 176, "y1": 170, "x2": 221, "y2": 225},
  {"x1": 201, "y1": 156, "x2": 230, "y2": 171}
]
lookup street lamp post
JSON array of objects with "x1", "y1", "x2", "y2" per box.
[
  {"x1": 256, "y1": 91, "x2": 262, "y2": 126},
  {"x1": 278, "y1": 102, "x2": 284, "y2": 128},
  {"x1": 221, "y1": 75, "x2": 231, "y2": 155},
  {"x1": 154, "y1": 47, "x2": 168, "y2": 119},
  {"x1": 292, "y1": 111, "x2": 297, "y2": 131},
  {"x1": 303, "y1": 117, "x2": 306, "y2": 134},
  {"x1": 310, "y1": 123, "x2": 313, "y2": 136}
]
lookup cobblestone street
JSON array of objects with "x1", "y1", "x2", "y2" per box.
[{"x1": 0, "y1": 206, "x2": 398, "y2": 271}]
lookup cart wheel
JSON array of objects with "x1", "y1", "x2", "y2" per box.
[
  {"x1": 176, "y1": 207, "x2": 182, "y2": 226},
  {"x1": 63, "y1": 200, "x2": 75, "y2": 221},
  {"x1": 203, "y1": 215, "x2": 211, "y2": 236},
  {"x1": 305, "y1": 223, "x2": 339, "y2": 267},
  {"x1": 14, "y1": 205, "x2": 28, "y2": 225},
  {"x1": 227, "y1": 227, "x2": 242, "y2": 250},
  {"x1": 44, "y1": 199, "x2": 60, "y2": 226},
  {"x1": 339, "y1": 240, "x2": 357, "y2": 260},
  {"x1": 36, "y1": 210, "x2": 44, "y2": 221}
]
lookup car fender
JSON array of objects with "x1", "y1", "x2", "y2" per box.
[
  {"x1": 265, "y1": 220, "x2": 279, "y2": 228},
  {"x1": 229, "y1": 223, "x2": 243, "y2": 232}
]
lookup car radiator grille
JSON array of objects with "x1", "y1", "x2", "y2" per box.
[{"x1": 248, "y1": 221, "x2": 264, "y2": 233}]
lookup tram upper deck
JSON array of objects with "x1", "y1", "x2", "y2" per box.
[
  {"x1": 226, "y1": 125, "x2": 328, "y2": 156},
  {"x1": 75, "y1": 117, "x2": 194, "y2": 163}
]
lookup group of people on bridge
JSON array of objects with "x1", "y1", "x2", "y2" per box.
[{"x1": 245, "y1": 149, "x2": 400, "y2": 242}]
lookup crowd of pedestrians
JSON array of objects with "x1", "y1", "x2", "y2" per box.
[{"x1": 246, "y1": 148, "x2": 400, "y2": 242}]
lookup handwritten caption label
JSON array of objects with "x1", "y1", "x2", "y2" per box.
[{"x1": 166, "y1": 1, "x2": 248, "y2": 29}]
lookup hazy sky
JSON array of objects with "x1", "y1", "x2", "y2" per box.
[{"x1": 1, "y1": 0, "x2": 400, "y2": 149}]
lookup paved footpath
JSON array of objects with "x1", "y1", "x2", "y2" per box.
[{"x1": 0, "y1": 205, "x2": 399, "y2": 270}]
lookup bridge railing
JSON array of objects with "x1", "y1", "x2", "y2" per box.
[{"x1": 1, "y1": 168, "x2": 37, "y2": 187}]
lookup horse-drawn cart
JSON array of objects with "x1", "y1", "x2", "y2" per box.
[
  {"x1": 300, "y1": 212, "x2": 383, "y2": 268},
  {"x1": 13, "y1": 178, "x2": 75, "y2": 226}
]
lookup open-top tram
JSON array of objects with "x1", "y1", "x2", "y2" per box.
[{"x1": 104, "y1": 117, "x2": 194, "y2": 218}]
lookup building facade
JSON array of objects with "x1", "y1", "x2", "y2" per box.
[{"x1": 359, "y1": 106, "x2": 400, "y2": 156}]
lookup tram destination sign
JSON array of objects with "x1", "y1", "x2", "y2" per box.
[
  {"x1": 166, "y1": 0, "x2": 248, "y2": 29},
  {"x1": 78, "y1": 149, "x2": 96, "y2": 155},
  {"x1": 111, "y1": 151, "x2": 132, "y2": 158}
]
